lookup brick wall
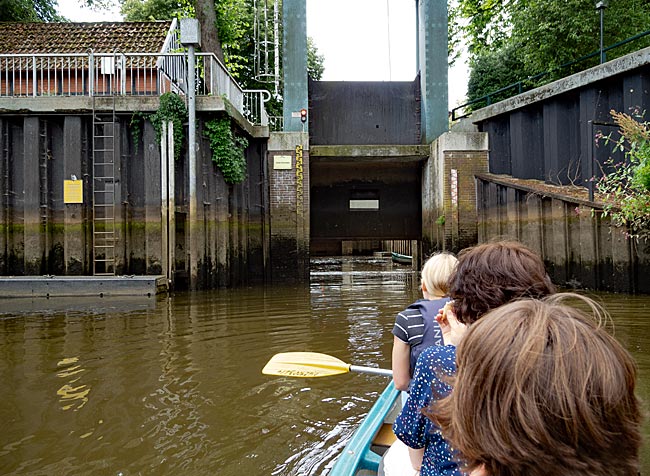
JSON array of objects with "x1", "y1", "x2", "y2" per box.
[
  {"x1": 267, "y1": 132, "x2": 310, "y2": 281},
  {"x1": 423, "y1": 131, "x2": 489, "y2": 254}
]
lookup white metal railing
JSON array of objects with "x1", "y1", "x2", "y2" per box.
[
  {"x1": 0, "y1": 52, "x2": 272, "y2": 127},
  {"x1": 243, "y1": 89, "x2": 271, "y2": 126},
  {"x1": 268, "y1": 115, "x2": 283, "y2": 131}
]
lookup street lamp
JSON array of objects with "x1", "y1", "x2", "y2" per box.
[{"x1": 596, "y1": 0, "x2": 609, "y2": 64}]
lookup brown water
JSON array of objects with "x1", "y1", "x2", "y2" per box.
[{"x1": 1, "y1": 256, "x2": 649, "y2": 475}]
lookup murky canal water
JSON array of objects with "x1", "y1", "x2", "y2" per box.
[{"x1": 1, "y1": 256, "x2": 650, "y2": 475}]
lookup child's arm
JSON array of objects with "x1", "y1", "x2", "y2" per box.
[{"x1": 391, "y1": 336, "x2": 411, "y2": 391}]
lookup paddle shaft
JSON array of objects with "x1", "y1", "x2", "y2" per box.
[{"x1": 349, "y1": 365, "x2": 393, "y2": 377}]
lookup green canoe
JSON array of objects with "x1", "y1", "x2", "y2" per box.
[{"x1": 329, "y1": 381, "x2": 401, "y2": 476}]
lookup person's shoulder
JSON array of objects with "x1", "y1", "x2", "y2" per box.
[{"x1": 398, "y1": 302, "x2": 426, "y2": 318}]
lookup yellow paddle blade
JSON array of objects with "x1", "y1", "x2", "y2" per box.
[{"x1": 262, "y1": 352, "x2": 351, "y2": 378}]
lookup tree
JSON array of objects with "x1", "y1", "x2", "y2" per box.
[
  {"x1": 454, "y1": 0, "x2": 650, "y2": 105},
  {"x1": 0, "y1": 0, "x2": 63, "y2": 21},
  {"x1": 120, "y1": 0, "x2": 184, "y2": 21},
  {"x1": 307, "y1": 36, "x2": 324, "y2": 80}
]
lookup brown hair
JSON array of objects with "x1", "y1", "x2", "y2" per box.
[
  {"x1": 449, "y1": 241, "x2": 555, "y2": 324},
  {"x1": 433, "y1": 294, "x2": 642, "y2": 476}
]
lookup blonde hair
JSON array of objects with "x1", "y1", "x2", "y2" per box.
[
  {"x1": 421, "y1": 252, "x2": 458, "y2": 297},
  {"x1": 431, "y1": 293, "x2": 642, "y2": 476}
]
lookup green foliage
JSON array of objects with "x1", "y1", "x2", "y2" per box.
[
  {"x1": 1, "y1": 0, "x2": 62, "y2": 21},
  {"x1": 215, "y1": 0, "x2": 253, "y2": 81},
  {"x1": 435, "y1": 215, "x2": 446, "y2": 226},
  {"x1": 467, "y1": 42, "x2": 528, "y2": 105},
  {"x1": 204, "y1": 117, "x2": 249, "y2": 184},
  {"x1": 129, "y1": 111, "x2": 147, "y2": 154},
  {"x1": 121, "y1": 0, "x2": 191, "y2": 20},
  {"x1": 150, "y1": 92, "x2": 188, "y2": 161},
  {"x1": 307, "y1": 37, "x2": 325, "y2": 80},
  {"x1": 457, "y1": 0, "x2": 650, "y2": 107},
  {"x1": 596, "y1": 110, "x2": 650, "y2": 241}
]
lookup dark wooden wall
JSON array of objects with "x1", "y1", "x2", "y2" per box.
[
  {"x1": 308, "y1": 79, "x2": 421, "y2": 145},
  {"x1": 475, "y1": 63, "x2": 650, "y2": 186}
]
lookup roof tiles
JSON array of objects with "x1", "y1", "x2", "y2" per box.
[{"x1": 0, "y1": 21, "x2": 174, "y2": 54}]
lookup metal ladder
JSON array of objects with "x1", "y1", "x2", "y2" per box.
[{"x1": 91, "y1": 92, "x2": 117, "y2": 275}]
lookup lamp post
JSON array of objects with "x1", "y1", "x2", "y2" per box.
[{"x1": 596, "y1": 0, "x2": 608, "y2": 64}]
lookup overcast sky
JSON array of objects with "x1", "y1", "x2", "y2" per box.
[{"x1": 56, "y1": 0, "x2": 468, "y2": 107}]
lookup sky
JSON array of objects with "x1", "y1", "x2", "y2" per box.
[{"x1": 56, "y1": 0, "x2": 469, "y2": 108}]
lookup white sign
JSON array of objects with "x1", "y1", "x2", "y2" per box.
[
  {"x1": 274, "y1": 155, "x2": 292, "y2": 170},
  {"x1": 291, "y1": 111, "x2": 301, "y2": 118},
  {"x1": 349, "y1": 199, "x2": 379, "y2": 210}
]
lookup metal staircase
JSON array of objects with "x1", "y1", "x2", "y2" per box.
[{"x1": 91, "y1": 93, "x2": 117, "y2": 275}]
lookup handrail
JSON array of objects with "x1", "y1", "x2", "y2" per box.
[
  {"x1": 0, "y1": 51, "x2": 271, "y2": 126},
  {"x1": 451, "y1": 29, "x2": 650, "y2": 121}
]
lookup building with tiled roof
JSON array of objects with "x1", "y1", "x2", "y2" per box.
[{"x1": 0, "y1": 20, "x2": 181, "y2": 96}]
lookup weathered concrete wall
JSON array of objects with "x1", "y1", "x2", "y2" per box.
[
  {"x1": 476, "y1": 174, "x2": 650, "y2": 293},
  {"x1": 309, "y1": 80, "x2": 421, "y2": 145},
  {"x1": 422, "y1": 129, "x2": 489, "y2": 254},
  {"x1": 267, "y1": 132, "x2": 310, "y2": 282}
]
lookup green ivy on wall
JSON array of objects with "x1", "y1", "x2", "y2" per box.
[
  {"x1": 129, "y1": 111, "x2": 147, "y2": 154},
  {"x1": 129, "y1": 93, "x2": 188, "y2": 161},
  {"x1": 204, "y1": 117, "x2": 249, "y2": 184},
  {"x1": 150, "y1": 92, "x2": 188, "y2": 161}
]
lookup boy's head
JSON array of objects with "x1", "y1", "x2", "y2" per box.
[
  {"x1": 435, "y1": 294, "x2": 642, "y2": 476},
  {"x1": 421, "y1": 252, "x2": 458, "y2": 298},
  {"x1": 449, "y1": 240, "x2": 555, "y2": 324}
]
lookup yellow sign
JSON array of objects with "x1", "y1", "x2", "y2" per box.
[
  {"x1": 64, "y1": 180, "x2": 83, "y2": 204},
  {"x1": 274, "y1": 155, "x2": 292, "y2": 170}
]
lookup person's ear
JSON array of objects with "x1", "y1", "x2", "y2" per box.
[{"x1": 421, "y1": 282, "x2": 427, "y2": 293}]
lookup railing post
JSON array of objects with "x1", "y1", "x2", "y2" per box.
[
  {"x1": 88, "y1": 52, "x2": 94, "y2": 97},
  {"x1": 120, "y1": 53, "x2": 126, "y2": 95},
  {"x1": 32, "y1": 55, "x2": 36, "y2": 97}
]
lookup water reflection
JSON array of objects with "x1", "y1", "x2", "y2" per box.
[{"x1": 0, "y1": 257, "x2": 648, "y2": 475}]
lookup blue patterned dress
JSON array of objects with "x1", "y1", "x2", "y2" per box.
[{"x1": 393, "y1": 345, "x2": 461, "y2": 476}]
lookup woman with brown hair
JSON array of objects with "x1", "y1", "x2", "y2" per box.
[
  {"x1": 432, "y1": 294, "x2": 642, "y2": 476},
  {"x1": 393, "y1": 241, "x2": 556, "y2": 476}
]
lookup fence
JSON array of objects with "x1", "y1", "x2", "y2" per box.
[{"x1": 0, "y1": 52, "x2": 269, "y2": 126}]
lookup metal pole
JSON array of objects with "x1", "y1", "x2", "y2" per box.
[
  {"x1": 188, "y1": 43, "x2": 197, "y2": 286},
  {"x1": 588, "y1": 120, "x2": 594, "y2": 201},
  {"x1": 599, "y1": 8, "x2": 605, "y2": 64}
]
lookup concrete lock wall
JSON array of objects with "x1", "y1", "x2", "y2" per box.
[
  {"x1": 476, "y1": 174, "x2": 650, "y2": 294},
  {"x1": 0, "y1": 113, "x2": 268, "y2": 289}
]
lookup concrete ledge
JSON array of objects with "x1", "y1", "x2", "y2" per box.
[
  {"x1": 0, "y1": 95, "x2": 269, "y2": 138},
  {"x1": 470, "y1": 45, "x2": 650, "y2": 123},
  {"x1": 310, "y1": 144, "x2": 430, "y2": 162},
  {"x1": 0, "y1": 275, "x2": 168, "y2": 297}
]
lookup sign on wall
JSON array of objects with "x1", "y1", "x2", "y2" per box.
[
  {"x1": 64, "y1": 180, "x2": 83, "y2": 204},
  {"x1": 274, "y1": 155, "x2": 292, "y2": 170}
]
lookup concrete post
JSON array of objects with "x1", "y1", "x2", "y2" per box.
[
  {"x1": 419, "y1": 0, "x2": 448, "y2": 144},
  {"x1": 180, "y1": 18, "x2": 201, "y2": 287},
  {"x1": 282, "y1": 0, "x2": 308, "y2": 132}
]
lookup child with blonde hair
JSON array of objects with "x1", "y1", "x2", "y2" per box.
[{"x1": 389, "y1": 252, "x2": 458, "y2": 474}]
